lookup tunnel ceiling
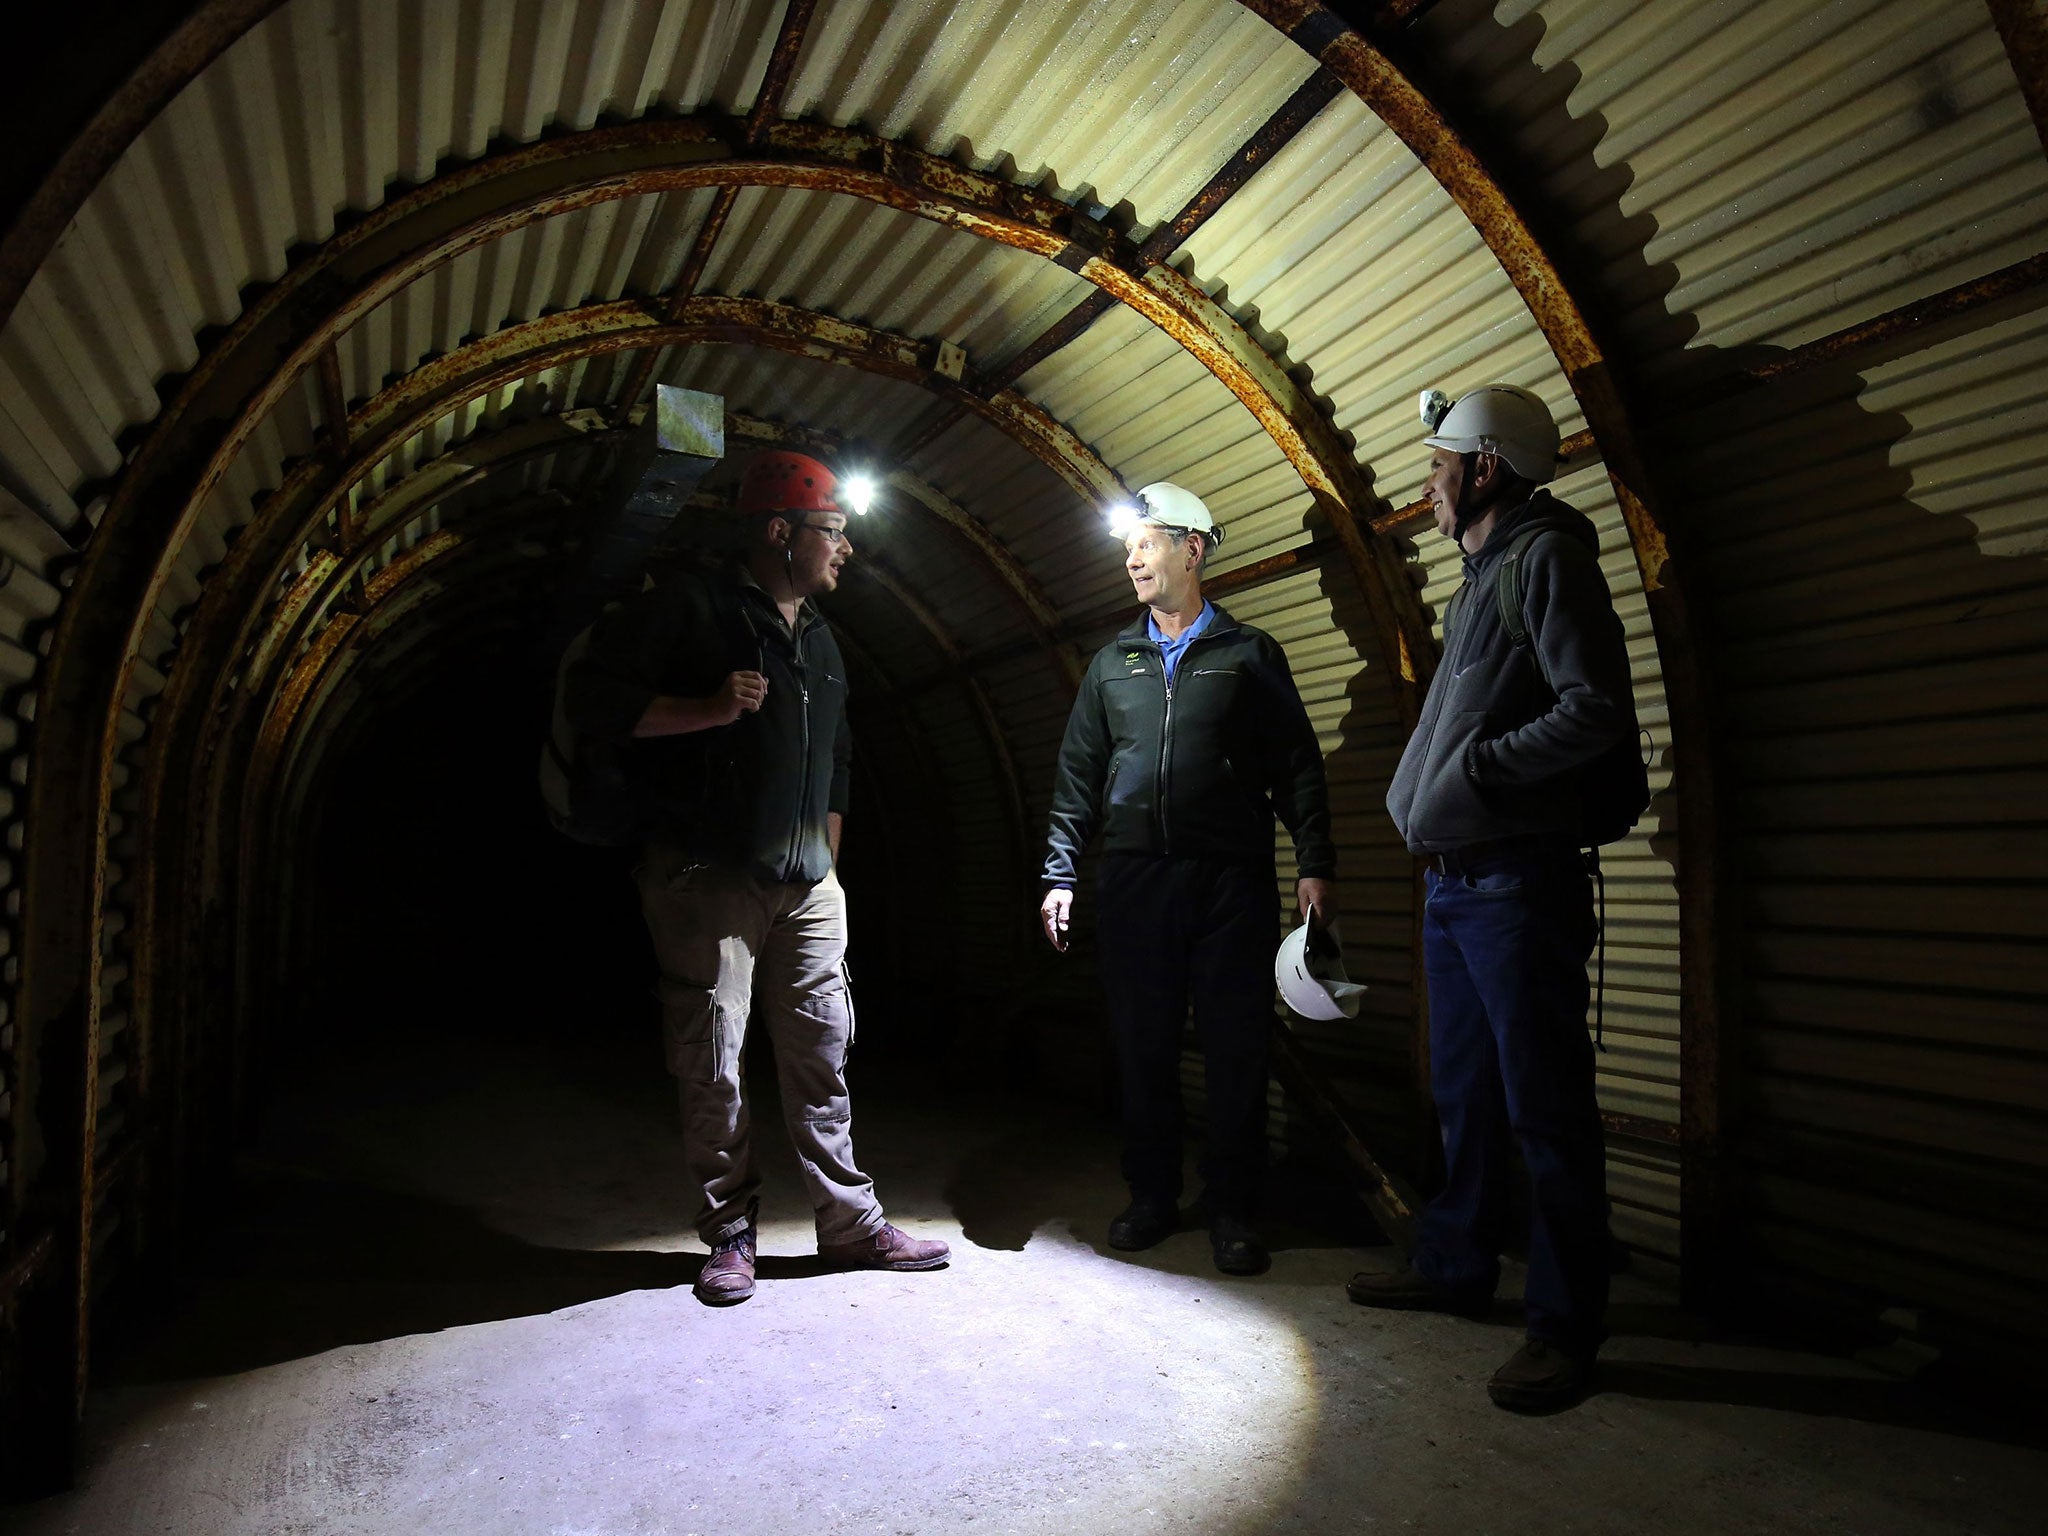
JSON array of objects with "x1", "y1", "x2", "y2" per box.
[{"x1": 3, "y1": 0, "x2": 2047, "y2": 1422}]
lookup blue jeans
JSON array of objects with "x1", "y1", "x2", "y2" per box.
[{"x1": 1413, "y1": 845, "x2": 1609, "y2": 1353}]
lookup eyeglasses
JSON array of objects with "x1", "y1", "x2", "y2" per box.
[{"x1": 796, "y1": 520, "x2": 852, "y2": 549}]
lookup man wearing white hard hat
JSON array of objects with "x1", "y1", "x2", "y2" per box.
[
  {"x1": 1040, "y1": 482, "x2": 1336, "y2": 1276},
  {"x1": 1351, "y1": 385, "x2": 1643, "y2": 1412}
]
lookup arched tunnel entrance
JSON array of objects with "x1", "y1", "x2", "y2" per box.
[
  {"x1": 3, "y1": 0, "x2": 2046, "y2": 1525},
  {"x1": 291, "y1": 611, "x2": 954, "y2": 1080}
]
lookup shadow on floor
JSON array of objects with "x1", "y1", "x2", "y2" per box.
[
  {"x1": 1592, "y1": 1360, "x2": 2045, "y2": 1449},
  {"x1": 104, "y1": 1158, "x2": 857, "y2": 1385},
  {"x1": 105, "y1": 1165, "x2": 707, "y2": 1383}
]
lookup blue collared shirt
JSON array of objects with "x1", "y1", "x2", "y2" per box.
[{"x1": 1148, "y1": 601, "x2": 1214, "y2": 682}]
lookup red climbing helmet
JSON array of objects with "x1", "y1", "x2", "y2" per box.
[{"x1": 737, "y1": 450, "x2": 841, "y2": 516}]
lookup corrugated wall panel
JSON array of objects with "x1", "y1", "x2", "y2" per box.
[
  {"x1": 1463, "y1": 0, "x2": 2048, "y2": 370},
  {"x1": 1174, "y1": 87, "x2": 1588, "y2": 490},
  {"x1": 789, "y1": 0, "x2": 1313, "y2": 231},
  {"x1": 1678, "y1": 297, "x2": 2048, "y2": 1334}
]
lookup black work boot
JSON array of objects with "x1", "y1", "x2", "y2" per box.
[
  {"x1": 1345, "y1": 1263, "x2": 1493, "y2": 1319},
  {"x1": 1207, "y1": 1212, "x2": 1270, "y2": 1277},
  {"x1": 694, "y1": 1205, "x2": 758, "y2": 1307},
  {"x1": 1107, "y1": 1196, "x2": 1179, "y2": 1252},
  {"x1": 1487, "y1": 1338, "x2": 1593, "y2": 1411}
]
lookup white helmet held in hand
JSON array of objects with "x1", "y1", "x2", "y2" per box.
[
  {"x1": 1276, "y1": 919, "x2": 1368, "y2": 1021},
  {"x1": 1420, "y1": 384, "x2": 1561, "y2": 484},
  {"x1": 1110, "y1": 481, "x2": 1224, "y2": 547}
]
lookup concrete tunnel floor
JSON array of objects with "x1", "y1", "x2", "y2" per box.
[{"x1": 10, "y1": 1014, "x2": 2044, "y2": 1536}]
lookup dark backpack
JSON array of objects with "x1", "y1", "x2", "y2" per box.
[
  {"x1": 539, "y1": 620, "x2": 643, "y2": 845},
  {"x1": 1448, "y1": 526, "x2": 1652, "y2": 848},
  {"x1": 538, "y1": 575, "x2": 764, "y2": 846}
]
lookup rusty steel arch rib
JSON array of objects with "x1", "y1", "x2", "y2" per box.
[{"x1": 1237, "y1": 0, "x2": 1727, "y2": 1299}]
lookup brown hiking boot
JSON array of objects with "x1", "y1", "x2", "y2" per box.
[
  {"x1": 1488, "y1": 1338, "x2": 1593, "y2": 1411},
  {"x1": 1346, "y1": 1263, "x2": 1493, "y2": 1320},
  {"x1": 694, "y1": 1215, "x2": 757, "y2": 1307},
  {"x1": 818, "y1": 1223, "x2": 950, "y2": 1271}
]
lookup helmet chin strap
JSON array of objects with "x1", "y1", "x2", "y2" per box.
[
  {"x1": 1450, "y1": 451, "x2": 1483, "y2": 543},
  {"x1": 1451, "y1": 450, "x2": 1517, "y2": 545}
]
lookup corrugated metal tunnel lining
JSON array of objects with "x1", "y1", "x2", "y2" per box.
[{"x1": 0, "y1": 0, "x2": 2044, "y2": 1494}]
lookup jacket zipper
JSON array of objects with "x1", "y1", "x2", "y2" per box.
[
  {"x1": 785, "y1": 619, "x2": 811, "y2": 878},
  {"x1": 1414, "y1": 571, "x2": 1483, "y2": 788},
  {"x1": 1157, "y1": 667, "x2": 1174, "y2": 852},
  {"x1": 1153, "y1": 629, "x2": 1225, "y2": 853}
]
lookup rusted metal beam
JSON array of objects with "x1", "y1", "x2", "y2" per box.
[
  {"x1": 1271, "y1": 1015, "x2": 1417, "y2": 1250},
  {"x1": 664, "y1": 185, "x2": 741, "y2": 315},
  {"x1": 611, "y1": 183, "x2": 744, "y2": 423},
  {"x1": 1722, "y1": 248, "x2": 2048, "y2": 393},
  {"x1": 1140, "y1": 69, "x2": 1344, "y2": 264},
  {"x1": 1603, "y1": 1111, "x2": 1682, "y2": 1150},
  {"x1": 314, "y1": 346, "x2": 350, "y2": 459},
  {"x1": 979, "y1": 293, "x2": 1118, "y2": 400},
  {"x1": 0, "y1": 0, "x2": 288, "y2": 343},
  {"x1": 1987, "y1": 0, "x2": 2048, "y2": 161},
  {"x1": 747, "y1": 0, "x2": 820, "y2": 144},
  {"x1": 956, "y1": 68, "x2": 1343, "y2": 411}
]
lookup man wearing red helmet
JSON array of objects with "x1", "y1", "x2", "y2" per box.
[{"x1": 569, "y1": 450, "x2": 948, "y2": 1306}]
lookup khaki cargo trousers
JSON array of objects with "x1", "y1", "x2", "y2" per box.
[{"x1": 635, "y1": 843, "x2": 884, "y2": 1247}]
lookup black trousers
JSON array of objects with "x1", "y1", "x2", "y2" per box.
[{"x1": 1097, "y1": 852, "x2": 1281, "y2": 1217}]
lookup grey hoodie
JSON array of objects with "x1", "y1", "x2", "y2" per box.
[{"x1": 1386, "y1": 489, "x2": 1635, "y2": 854}]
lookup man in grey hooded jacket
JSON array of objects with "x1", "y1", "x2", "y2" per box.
[{"x1": 1352, "y1": 385, "x2": 1637, "y2": 1413}]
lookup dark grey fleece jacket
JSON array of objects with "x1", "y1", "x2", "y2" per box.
[{"x1": 1386, "y1": 489, "x2": 1635, "y2": 854}]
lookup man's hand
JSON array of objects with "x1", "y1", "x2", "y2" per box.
[
  {"x1": 1039, "y1": 887, "x2": 1074, "y2": 952},
  {"x1": 1297, "y1": 878, "x2": 1337, "y2": 929},
  {"x1": 634, "y1": 671, "x2": 771, "y2": 737},
  {"x1": 711, "y1": 669, "x2": 769, "y2": 726}
]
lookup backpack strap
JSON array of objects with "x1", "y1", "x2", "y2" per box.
[{"x1": 1492, "y1": 524, "x2": 1559, "y2": 650}]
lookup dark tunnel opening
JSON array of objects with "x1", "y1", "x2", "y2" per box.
[{"x1": 291, "y1": 645, "x2": 942, "y2": 1081}]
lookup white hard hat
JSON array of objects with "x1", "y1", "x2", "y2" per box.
[
  {"x1": 1110, "y1": 481, "x2": 1225, "y2": 546},
  {"x1": 1275, "y1": 920, "x2": 1367, "y2": 1021},
  {"x1": 1420, "y1": 384, "x2": 1560, "y2": 483}
]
